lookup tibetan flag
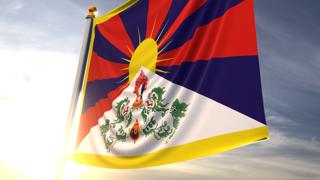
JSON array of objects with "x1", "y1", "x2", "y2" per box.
[{"x1": 72, "y1": 0, "x2": 269, "y2": 169}]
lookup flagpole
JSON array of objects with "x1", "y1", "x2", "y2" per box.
[{"x1": 56, "y1": 6, "x2": 97, "y2": 180}]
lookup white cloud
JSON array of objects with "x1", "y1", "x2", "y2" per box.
[
  {"x1": 267, "y1": 115, "x2": 294, "y2": 125},
  {"x1": 264, "y1": 110, "x2": 299, "y2": 126},
  {"x1": 5, "y1": 0, "x2": 23, "y2": 13}
]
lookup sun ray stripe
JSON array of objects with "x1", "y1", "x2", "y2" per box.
[
  {"x1": 158, "y1": 0, "x2": 256, "y2": 67},
  {"x1": 157, "y1": 0, "x2": 207, "y2": 49},
  {"x1": 157, "y1": 58, "x2": 174, "y2": 63},
  {"x1": 127, "y1": 46, "x2": 134, "y2": 55},
  {"x1": 149, "y1": 17, "x2": 157, "y2": 38},
  {"x1": 146, "y1": 0, "x2": 173, "y2": 40},
  {"x1": 158, "y1": 41, "x2": 172, "y2": 55},
  {"x1": 158, "y1": 33, "x2": 170, "y2": 48},
  {"x1": 156, "y1": 22, "x2": 168, "y2": 43},
  {"x1": 120, "y1": 82, "x2": 129, "y2": 91},
  {"x1": 119, "y1": 0, "x2": 149, "y2": 48},
  {"x1": 154, "y1": 0, "x2": 189, "y2": 46},
  {"x1": 119, "y1": 75, "x2": 129, "y2": 83},
  {"x1": 159, "y1": 0, "x2": 243, "y2": 51},
  {"x1": 137, "y1": 26, "x2": 141, "y2": 44},
  {"x1": 156, "y1": 68, "x2": 170, "y2": 74},
  {"x1": 88, "y1": 52, "x2": 129, "y2": 82},
  {"x1": 121, "y1": 57, "x2": 131, "y2": 63},
  {"x1": 97, "y1": 15, "x2": 135, "y2": 58},
  {"x1": 93, "y1": 28, "x2": 130, "y2": 64},
  {"x1": 120, "y1": 67, "x2": 129, "y2": 71}
]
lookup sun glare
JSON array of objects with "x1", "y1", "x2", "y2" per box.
[
  {"x1": 0, "y1": 15, "x2": 177, "y2": 180},
  {"x1": 0, "y1": 49, "x2": 77, "y2": 180}
]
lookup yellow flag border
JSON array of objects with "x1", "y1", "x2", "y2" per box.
[
  {"x1": 72, "y1": 126, "x2": 269, "y2": 169},
  {"x1": 73, "y1": 0, "x2": 141, "y2": 151},
  {"x1": 73, "y1": 0, "x2": 269, "y2": 169}
]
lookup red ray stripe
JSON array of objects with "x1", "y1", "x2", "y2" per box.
[
  {"x1": 76, "y1": 83, "x2": 128, "y2": 147},
  {"x1": 88, "y1": 52, "x2": 129, "y2": 82},
  {"x1": 158, "y1": 0, "x2": 207, "y2": 48},
  {"x1": 158, "y1": 0, "x2": 257, "y2": 67},
  {"x1": 97, "y1": 15, "x2": 135, "y2": 57},
  {"x1": 146, "y1": 0, "x2": 173, "y2": 40}
]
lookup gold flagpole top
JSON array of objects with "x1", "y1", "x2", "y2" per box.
[{"x1": 88, "y1": 6, "x2": 98, "y2": 18}]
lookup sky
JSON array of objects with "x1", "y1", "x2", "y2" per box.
[{"x1": 0, "y1": 0, "x2": 319, "y2": 179}]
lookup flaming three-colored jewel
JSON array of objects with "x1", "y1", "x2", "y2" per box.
[
  {"x1": 132, "y1": 71, "x2": 148, "y2": 109},
  {"x1": 129, "y1": 120, "x2": 141, "y2": 143}
]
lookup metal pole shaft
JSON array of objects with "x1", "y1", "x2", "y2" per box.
[
  {"x1": 56, "y1": 10, "x2": 95, "y2": 180},
  {"x1": 66, "y1": 15, "x2": 94, "y2": 145}
]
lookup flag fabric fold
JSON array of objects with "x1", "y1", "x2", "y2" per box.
[{"x1": 72, "y1": 0, "x2": 269, "y2": 169}]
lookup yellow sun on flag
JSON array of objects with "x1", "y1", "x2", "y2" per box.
[
  {"x1": 119, "y1": 19, "x2": 173, "y2": 83},
  {"x1": 128, "y1": 38, "x2": 158, "y2": 82}
]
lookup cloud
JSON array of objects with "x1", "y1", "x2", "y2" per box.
[
  {"x1": 0, "y1": 0, "x2": 87, "y2": 54},
  {"x1": 267, "y1": 114, "x2": 295, "y2": 125},
  {"x1": 4, "y1": 0, "x2": 23, "y2": 13},
  {"x1": 254, "y1": 0, "x2": 320, "y2": 139}
]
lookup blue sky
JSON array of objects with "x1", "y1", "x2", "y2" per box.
[{"x1": 0, "y1": 0, "x2": 319, "y2": 179}]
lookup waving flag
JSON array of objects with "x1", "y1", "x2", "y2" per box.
[{"x1": 72, "y1": 0, "x2": 269, "y2": 168}]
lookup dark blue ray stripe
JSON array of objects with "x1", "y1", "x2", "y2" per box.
[
  {"x1": 155, "y1": 0, "x2": 189, "y2": 43},
  {"x1": 162, "y1": 0, "x2": 243, "y2": 54},
  {"x1": 82, "y1": 75, "x2": 126, "y2": 113},
  {"x1": 119, "y1": 0, "x2": 149, "y2": 48},
  {"x1": 157, "y1": 56, "x2": 266, "y2": 124},
  {"x1": 93, "y1": 27, "x2": 129, "y2": 64}
]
